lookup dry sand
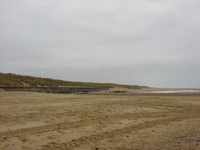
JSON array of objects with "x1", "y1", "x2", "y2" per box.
[
  {"x1": 0, "y1": 88, "x2": 5, "y2": 92},
  {"x1": 0, "y1": 90, "x2": 200, "y2": 150}
]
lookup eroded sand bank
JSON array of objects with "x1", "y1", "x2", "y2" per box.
[{"x1": 0, "y1": 91, "x2": 200, "y2": 150}]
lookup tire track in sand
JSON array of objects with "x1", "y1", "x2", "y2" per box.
[
  {"x1": 41, "y1": 116, "x2": 187, "y2": 150},
  {"x1": 0, "y1": 111, "x2": 174, "y2": 139}
]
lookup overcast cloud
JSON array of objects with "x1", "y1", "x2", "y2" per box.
[{"x1": 0, "y1": 0, "x2": 200, "y2": 88}]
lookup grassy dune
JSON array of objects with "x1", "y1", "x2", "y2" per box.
[{"x1": 0, "y1": 72, "x2": 148, "y2": 89}]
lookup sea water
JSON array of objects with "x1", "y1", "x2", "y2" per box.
[{"x1": 137, "y1": 90, "x2": 200, "y2": 93}]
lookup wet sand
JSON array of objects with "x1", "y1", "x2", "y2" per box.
[{"x1": 0, "y1": 91, "x2": 200, "y2": 150}]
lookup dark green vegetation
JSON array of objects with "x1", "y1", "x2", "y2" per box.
[{"x1": 0, "y1": 72, "x2": 148, "y2": 89}]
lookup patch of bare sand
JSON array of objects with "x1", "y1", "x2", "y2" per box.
[
  {"x1": 0, "y1": 88, "x2": 5, "y2": 92},
  {"x1": 0, "y1": 91, "x2": 200, "y2": 150}
]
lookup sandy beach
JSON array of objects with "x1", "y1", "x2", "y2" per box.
[{"x1": 0, "y1": 90, "x2": 200, "y2": 150}]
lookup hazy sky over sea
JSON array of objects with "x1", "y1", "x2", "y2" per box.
[{"x1": 0, "y1": 0, "x2": 200, "y2": 88}]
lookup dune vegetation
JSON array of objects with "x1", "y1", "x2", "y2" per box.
[{"x1": 0, "y1": 73, "x2": 148, "y2": 89}]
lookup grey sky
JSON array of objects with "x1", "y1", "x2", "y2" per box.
[{"x1": 0, "y1": 0, "x2": 200, "y2": 88}]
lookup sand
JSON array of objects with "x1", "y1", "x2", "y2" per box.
[
  {"x1": 0, "y1": 91, "x2": 200, "y2": 150},
  {"x1": 0, "y1": 88, "x2": 5, "y2": 92}
]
